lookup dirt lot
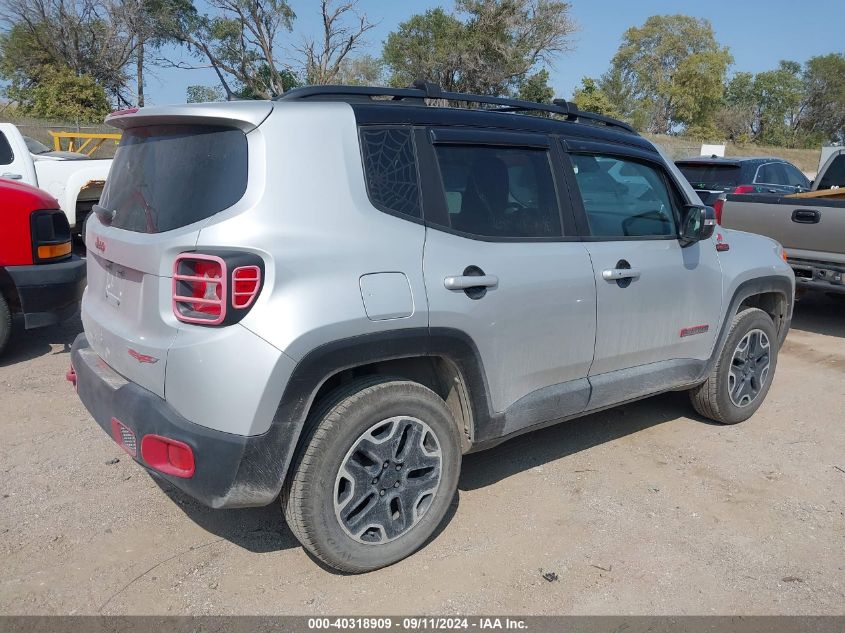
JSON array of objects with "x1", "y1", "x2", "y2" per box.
[{"x1": 1, "y1": 295, "x2": 843, "y2": 616}]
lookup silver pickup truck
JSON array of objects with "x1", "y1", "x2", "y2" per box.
[{"x1": 720, "y1": 148, "x2": 845, "y2": 296}]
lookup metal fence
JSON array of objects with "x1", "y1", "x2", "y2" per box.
[{"x1": 0, "y1": 115, "x2": 118, "y2": 157}]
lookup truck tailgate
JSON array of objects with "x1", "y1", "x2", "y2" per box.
[{"x1": 722, "y1": 194, "x2": 845, "y2": 264}]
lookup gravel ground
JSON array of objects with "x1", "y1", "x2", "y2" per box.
[{"x1": 1, "y1": 294, "x2": 843, "y2": 615}]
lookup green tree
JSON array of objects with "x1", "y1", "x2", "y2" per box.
[
  {"x1": 186, "y1": 84, "x2": 225, "y2": 102},
  {"x1": 800, "y1": 53, "x2": 845, "y2": 144},
  {"x1": 518, "y1": 69, "x2": 554, "y2": 103},
  {"x1": 383, "y1": 0, "x2": 576, "y2": 95},
  {"x1": 7, "y1": 64, "x2": 110, "y2": 121},
  {"x1": 602, "y1": 14, "x2": 732, "y2": 134},
  {"x1": 572, "y1": 77, "x2": 618, "y2": 117}
]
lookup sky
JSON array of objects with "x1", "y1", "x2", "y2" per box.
[{"x1": 144, "y1": 0, "x2": 845, "y2": 106}]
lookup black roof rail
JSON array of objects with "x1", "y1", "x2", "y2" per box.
[{"x1": 276, "y1": 82, "x2": 636, "y2": 134}]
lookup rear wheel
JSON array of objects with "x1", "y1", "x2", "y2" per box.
[
  {"x1": 0, "y1": 293, "x2": 11, "y2": 356},
  {"x1": 689, "y1": 308, "x2": 779, "y2": 424},
  {"x1": 282, "y1": 378, "x2": 461, "y2": 573}
]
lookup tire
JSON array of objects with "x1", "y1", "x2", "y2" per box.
[
  {"x1": 0, "y1": 293, "x2": 11, "y2": 357},
  {"x1": 282, "y1": 377, "x2": 461, "y2": 573},
  {"x1": 689, "y1": 307, "x2": 779, "y2": 424}
]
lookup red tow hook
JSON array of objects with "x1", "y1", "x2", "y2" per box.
[{"x1": 66, "y1": 364, "x2": 77, "y2": 390}]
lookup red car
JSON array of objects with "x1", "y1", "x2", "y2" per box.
[{"x1": 0, "y1": 179, "x2": 86, "y2": 355}]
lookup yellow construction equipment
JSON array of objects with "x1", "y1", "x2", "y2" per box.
[{"x1": 49, "y1": 131, "x2": 122, "y2": 157}]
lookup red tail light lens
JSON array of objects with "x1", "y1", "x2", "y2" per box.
[
  {"x1": 173, "y1": 254, "x2": 227, "y2": 325},
  {"x1": 713, "y1": 198, "x2": 725, "y2": 224},
  {"x1": 141, "y1": 434, "x2": 195, "y2": 478},
  {"x1": 231, "y1": 265, "x2": 262, "y2": 309},
  {"x1": 733, "y1": 185, "x2": 755, "y2": 194}
]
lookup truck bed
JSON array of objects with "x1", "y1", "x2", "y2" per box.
[{"x1": 721, "y1": 193, "x2": 845, "y2": 294}]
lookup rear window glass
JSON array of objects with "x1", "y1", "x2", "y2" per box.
[
  {"x1": 101, "y1": 124, "x2": 248, "y2": 233},
  {"x1": 676, "y1": 163, "x2": 741, "y2": 189},
  {"x1": 360, "y1": 127, "x2": 421, "y2": 219},
  {"x1": 818, "y1": 155, "x2": 845, "y2": 190}
]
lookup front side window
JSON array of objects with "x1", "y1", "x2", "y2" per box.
[
  {"x1": 360, "y1": 127, "x2": 421, "y2": 219},
  {"x1": 570, "y1": 154, "x2": 679, "y2": 238},
  {"x1": 783, "y1": 163, "x2": 810, "y2": 189},
  {"x1": 433, "y1": 145, "x2": 562, "y2": 238}
]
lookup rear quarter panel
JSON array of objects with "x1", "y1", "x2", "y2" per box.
[{"x1": 33, "y1": 159, "x2": 112, "y2": 227}]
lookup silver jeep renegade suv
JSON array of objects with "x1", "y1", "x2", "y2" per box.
[{"x1": 70, "y1": 84, "x2": 794, "y2": 572}]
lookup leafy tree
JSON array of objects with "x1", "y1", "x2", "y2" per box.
[
  {"x1": 383, "y1": 0, "x2": 576, "y2": 95},
  {"x1": 8, "y1": 64, "x2": 110, "y2": 121},
  {"x1": 572, "y1": 77, "x2": 618, "y2": 117},
  {"x1": 602, "y1": 14, "x2": 731, "y2": 134},
  {"x1": 166, "y1": 0, "x2": 297, "y2": 99},
  {"x1": 800, "y1": 53, "x2": 845, "y2": 144},
  {"x1": 0, "y1": 0, "x2": 135, "y2": 105},
  {"x1": 186, "y1": 84, "x2": 225, "y2": 102},
  {"x1": 518, "y1": 69, "x2": 554, "y2": 103},
  {"x1": 335, "y1": 54, "x2": 384, "y2": 86}
]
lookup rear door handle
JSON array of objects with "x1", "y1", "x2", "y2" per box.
[
  {"x1": 791, "y1": 209, "x2": 820, "y2": 224},
  {"x1": 1, "y1": 172, "x2": 22, "y2": 180},
  {"x1": 602, "y1": 268, "x2": 641, "y2": 281},
  {"x1": 444, "y1": 275, "x2": 499, "y2": 290}
]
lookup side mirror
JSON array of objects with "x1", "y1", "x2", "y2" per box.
[{"x1": 680, "y1": 204, "x2": 717, "y2": 246}]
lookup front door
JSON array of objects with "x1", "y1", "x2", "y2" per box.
[
  {"x1": 564, "y1": 148, "x2": 723, "y2": 407},
  {"x1": 419, "y1": 129, "x2": 596, "y2": 438}
]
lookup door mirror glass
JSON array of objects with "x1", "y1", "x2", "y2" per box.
[{"x1": 680, "y1": 204, "x2": 716, "y2": 246}]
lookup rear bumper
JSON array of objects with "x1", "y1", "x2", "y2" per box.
[
  {"x1": 5, "y1": 256, "x2": 86, "y2": 328},
  {"x1": 789, "y1": 258, "x2": 845, "y2": 295},
  {"x1": 71, "y1": 333, "x2": 284, "y2": 508}
]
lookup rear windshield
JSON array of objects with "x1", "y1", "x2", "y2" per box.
[
  {"x1": 101, "y1": 124, "x2": 248, "y2": 233},
  {"x1": 676, "y1": 163, "x2": 741, "y2": 189},
  {"x1": 818, "y1": 155, "x2": 845, "y2": 190}
]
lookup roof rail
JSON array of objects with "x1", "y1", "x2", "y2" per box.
[{"x1": 276, "y1": 81, "x2": 636, "y2": 134}]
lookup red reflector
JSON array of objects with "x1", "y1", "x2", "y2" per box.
[
  {"x1": 713, "y1": 198, "x2": 724, "y2": 225},
  {"x1": 141, "y1": 435, "x2": 195, "y2": 478},
  {"x1": 231, "y1": 265, "x2": 261, "y2": 309},
  {"x1": 110, "y1": 418, "x2": 137, "y2": 457},
  {"x1": 733, "y1": 185, "x2": 755, "y2": 194},
  {"x1": 109, "y1": 107, "x2": 139, "y2": 116},
  {"x1": 66, "y1": 363, "x2": 77, "y2": 390},
  {"x1": 173, "y1": 254, "x2": 227, "y2": 325}
]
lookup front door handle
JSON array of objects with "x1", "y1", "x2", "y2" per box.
[
  {"x1": 791, "y1": 209, "x2": 820, "y2": 224},
  {"x1": 602, "y1": 268, "x2": 641, "y2": 281},
  {"x1": 444, "y1": 274, "x2": 499, "y2": 290},
  {"x1": 1, "y1": 172, "x2": 22, "y2": 180}
]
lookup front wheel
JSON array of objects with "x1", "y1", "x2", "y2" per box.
[
  {"x1": 282, "y1": 378, "x2": 461, "y2": 573},
  {"x1": 689, "y1": 308, "x2": 779, "y2": 424}
]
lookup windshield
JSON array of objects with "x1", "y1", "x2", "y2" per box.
[
  {"x1": 24, "y1": 136, "x2": 51, "y2": 155},
  {"x1": 676, "y1": 163, "x2": 741, "y2": 189},
  {"x1": 101, "y1": 124, "x2": 248, "y2": 234}
]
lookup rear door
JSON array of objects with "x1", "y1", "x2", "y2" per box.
[
  {"x1": 82, "y1": 116, "x2": 262, "y2": 396},
  {"x1": 420, "y1": 128, "x2": 596, "y2": 431},
  {"x1": 565, "y1": 142, "x2": 723, "y2": 407}
]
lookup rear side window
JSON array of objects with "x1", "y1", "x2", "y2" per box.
[
  {"x1": 676, "y1": 163, "x2": 741, "y2": 189},
  {"x1": 0, "y1": 132, "x2": 13, "y2": 165},
  {"x1": 818, "y1": 155, "x2": 845, "y2": 190},
  {"x1": 755, "y1": 162, "x2": 788, "y2": 185},
  {"x1": 433, "y1": 145, "x2": 562, "y2": 238},
  {"x1": 571, "y1": 154, "x2": 678, "y2": 238},
  {"x1": 360, "y1": 127, "x2": 421, "y2": 219},
  {"x1": 101, "y1": 124, "x2": 247, "y2": 233}
]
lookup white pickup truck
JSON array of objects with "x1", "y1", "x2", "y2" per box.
[{"x1": 0, "y1": 122, "x2": 112, "y2": 233}]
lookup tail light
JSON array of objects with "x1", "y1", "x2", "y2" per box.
[
  {"x1": 30, "y1": 209, "x2": 72, "y2": 263},
  {"x1": 172, "y1": 251, "x2": 264, "y2": 326},
  {"x1": 713, "y1": 198, "x2": 725, "y2": 224},
  {"x1": 733, "y1": 185, "x2": 756, "y2": 194}
]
